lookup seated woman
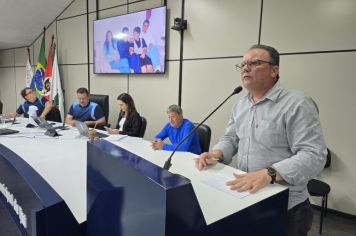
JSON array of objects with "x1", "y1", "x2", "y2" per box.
[
  {"x1": 103, "y1": 30, "x2": 130, "y2": 73},
  {"x1": 106, "y1": 93, "x2": 142, "y2": 137}
]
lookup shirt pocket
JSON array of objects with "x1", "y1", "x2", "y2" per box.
[
  {"x1": 255, "y1": 119, "x2": 287, "y2": 148},
  {"x1": 236, "y1": 123, "x2": 248, "y2": 157}
]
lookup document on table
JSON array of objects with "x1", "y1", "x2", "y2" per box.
[
  {"x1": 104, "y1": 135, "x2": 143, "y2": 143},
  {"x1": 120, "y1": 136, "x2": 143, "y2": 143},
  {"x1": 104, "y1": 134, "x2": 127, "y2": 141},
  {"x1": 202, "y1": 173, "x2": 250, "y2": 199}
]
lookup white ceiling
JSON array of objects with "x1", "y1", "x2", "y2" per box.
[{"x1": 0, "y1": 0, "x2": 73, "y2": 50}]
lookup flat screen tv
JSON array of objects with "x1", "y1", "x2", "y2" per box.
[{"x1": 93, "y1": 6, "x2": 166, "y2": 74}]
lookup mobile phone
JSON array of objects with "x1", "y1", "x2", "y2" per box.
[{"x1": 26, "y1": 123, "x2": 35, "y2": 128}]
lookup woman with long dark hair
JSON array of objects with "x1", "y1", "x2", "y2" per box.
[
  {"x1": 106, "y1": 93, "x2": 142, "y2": 137},
  {"x1": 103, "y1": 30, "x2": 130, "y2": 73}
]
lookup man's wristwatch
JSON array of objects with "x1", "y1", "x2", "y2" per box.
[{"x1": 267, "y1": 167, "x2": 277, "y2": 184}]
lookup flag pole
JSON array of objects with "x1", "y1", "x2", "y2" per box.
[
  {"x1": 43, "y1": 26, "x2": 46, "y2": 45},
  {"x1": 27, "y1": 48, "x2": 31, "y2": 65},
  {"x1": 51, "y1": 35, "x2": 55, "y2": 63},
  {"x1": 51, "y1": 35, "x2": 54, "y2": 47}
]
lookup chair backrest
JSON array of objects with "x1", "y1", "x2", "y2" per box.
[
  {"x1": 89, "y1": 94, "x2": 109, "y2": 124},
  {"x1": 325, "y1": 148, "x2": 331, "y2": 168},
  {"x1": 46, "y1": 107, "x2": 62, "y2": 122},
  {"x1": 139, "y1": 116, "x2": 147, "y2": 138},
  {"x1": 194, "y1": 123, "x2": 211, "y2": 153}
]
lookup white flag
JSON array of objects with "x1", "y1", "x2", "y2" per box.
[
  {"x1": 25, "y1": 55, "x2": 33, "y2": 87},
  {"x1": 50, "y1": 50, "x2": 64, "y2": 122}
]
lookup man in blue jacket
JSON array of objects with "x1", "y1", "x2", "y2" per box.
[
  {"x1": 152, "y1": 105, "x2": 201, "y2": 155},
  {"x1": 6, "y1": 87, "x2": 53, "y2": 119},
  {"x1": 65, "y1": 87, "x2": 105, "y2": 127}
]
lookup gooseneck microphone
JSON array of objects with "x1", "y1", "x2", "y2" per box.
[{"x1": 163, "y1": 86, "x2": 243, "y2": 170}]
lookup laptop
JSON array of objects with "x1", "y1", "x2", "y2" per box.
[
  {"x1": 32, "y1": 117, "x2": 60, "y2": 137},
  {"x1": 0, "y1": 128, "x2": 19, "y2": 135},
  {"x1": 74, "y1": 120, "x2": 108, "y2": 138}
]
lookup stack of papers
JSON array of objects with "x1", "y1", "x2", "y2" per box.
[{"x1": 202, "y1": 173, "x2": 250, "y2": 199}]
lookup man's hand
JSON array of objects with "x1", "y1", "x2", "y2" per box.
[
  {"x1": 226, "y1": 169, "x2": 271, "y2": 193},
  {"x1": 195, "y1": 152, "x2": 219, "y2": 170},
  {"x1": 65, "y1": 115, "x2": 75, "y2": 127},
  {"x1": 4, "y1": 112, "x2": 17, "y2": 119},
  {"x1": 151, "y1": 139, "x2": 163, "y2": 150}
]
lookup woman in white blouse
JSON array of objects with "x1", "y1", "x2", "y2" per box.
[{"x1": 106, "y1": 93, "x2": 142, "y2": 137}]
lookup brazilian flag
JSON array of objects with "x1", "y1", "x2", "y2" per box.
[{"x1": 30, "y1": 36, "x2": 46, "y2": 98}]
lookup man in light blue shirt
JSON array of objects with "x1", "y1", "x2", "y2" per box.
[
  {"x1": 152, "y1": 105, "x2": 201, "y2": 155},
  {"x1": 196, "y1": 44, "x2": 327, "y2": 236}
]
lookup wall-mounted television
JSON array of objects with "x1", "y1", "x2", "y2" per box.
[{"x1": 93, "y1": 6, "x2": 166, "y2": 74}]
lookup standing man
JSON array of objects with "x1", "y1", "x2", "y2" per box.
[
  {"x1": 196, "y1": 44, "x2": 327, "y2": 236},
  {"x1": 65, "y1": 87, "x2": 105, "y2": 127},
  {"x1": 152, "y1": 105, "x2": 201, "y2": 155},
  {"x1": 6, "y1": 87, "x2": 53, "y2": 119},
  {"x1": 141, "y1": 19, "x2": 162, "y2": 72}
]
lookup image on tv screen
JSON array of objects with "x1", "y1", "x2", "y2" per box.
[{"x1": 93, "y1": 6, "x2": 166, "y2": 74}]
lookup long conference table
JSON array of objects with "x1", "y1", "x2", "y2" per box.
[{"x1": 0, "y1": 118, "x2": 288, "y2": 235}]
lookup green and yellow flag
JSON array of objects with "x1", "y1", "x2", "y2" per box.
[{"x1": 30, "y1": 36, "x2": 46, "y2": 98}]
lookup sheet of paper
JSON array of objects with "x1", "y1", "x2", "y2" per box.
[
  {"x1": 202, "y1": 172, "x2": 250, "y2": 199},
  {"x1": 104, "y1": 134, "x2": 127, "y2": 141},
  {"x1": 120, "y1": 136, "x2": 143, "y2": 143}
]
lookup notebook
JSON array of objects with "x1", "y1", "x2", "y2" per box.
[
  {"x1": 0, "y1": 128, "x2": 19, "y2": 135},
  {"x1": 74, "y1": 120, "x2": 108, "y2": 138}
]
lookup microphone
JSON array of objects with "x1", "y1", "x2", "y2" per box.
[{"x1": 163, "y1": 86, "x2": 243, "y2": 170}]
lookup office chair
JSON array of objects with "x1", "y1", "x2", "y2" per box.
[
  {"x1": 307, "y1": 148, "x2": 331, "y2": 235},
  {"x1": 89, "y1": 94, "x2": 109, "y2": 129},
  {"x1": 194, "y1": 123, "x2": 211, "y2": 153},
  {"x1": 138, "y1": 116, "x2": 147, "y2": 138},
  {"x1": 46, "y1": 107, "x2": 62, "y2": 122}
]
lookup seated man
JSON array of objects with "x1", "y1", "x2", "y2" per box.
[
  {"x1": 151, "y1": 105, "x2": 201, "y2": 155},
  {"x1": 6, "y1": 87, "x2": 53, "y2": 119},
  {"x1": 65, "y1": 87, "x2": 106, "y2": 127}
]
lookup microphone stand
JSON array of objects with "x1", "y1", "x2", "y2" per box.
[{"x1": 163, "y1": 86, "x2": 242, "y2": 170}]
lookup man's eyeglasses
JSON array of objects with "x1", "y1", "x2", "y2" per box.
[
  {"x1": 235, "y1": 59, "x2": 274, "y2": 71},
  {"x1": 25, "y1": 90, "x2": 34, "y2": 96}
]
